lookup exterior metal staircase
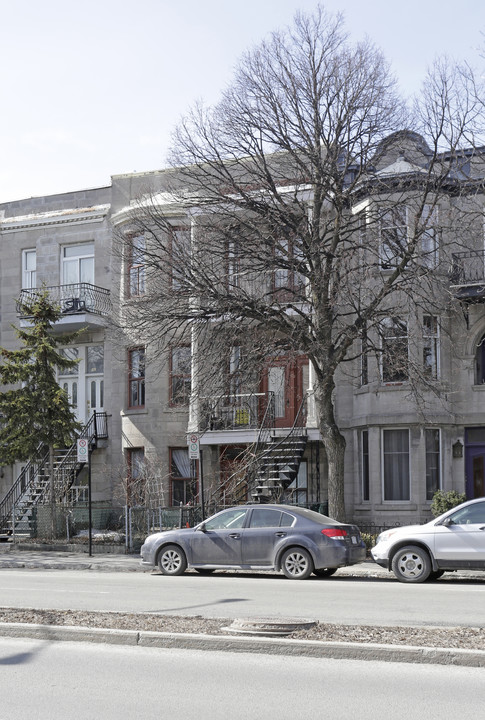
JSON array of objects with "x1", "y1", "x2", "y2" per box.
[
  {"x1": 220, "y1": 393, "x2": 308, "y2": 505},
  {"x1": 0, "y1": 412, "x2": 108, "y2": 538}
]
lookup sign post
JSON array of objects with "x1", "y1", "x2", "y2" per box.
[
  {"x1": 188, "y1": 434, "x2": 205, "y2": 520},
  {"x1": 77, "y1": 438, "x2": 92, "y2": 556}
]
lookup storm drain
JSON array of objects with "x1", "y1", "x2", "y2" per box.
[{"x1": 222, "y1": 617, "x2": 317, "y2": 637}]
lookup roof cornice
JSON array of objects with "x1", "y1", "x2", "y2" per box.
[{"x1": 0, "y1": 204, "x2": 110, "y2": 233}]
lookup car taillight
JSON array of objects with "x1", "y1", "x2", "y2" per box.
[{"x1": 321, "y1": 528, "x2": 347, "y2": 538}]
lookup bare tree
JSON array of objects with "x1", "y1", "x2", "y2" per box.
[{"x1": 116, "y1": 7, "x2": 484, "y2": 520}]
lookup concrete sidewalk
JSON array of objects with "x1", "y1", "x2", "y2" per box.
[{"x1": 0, "y1": 545, "x2": 484, "y2": 579}]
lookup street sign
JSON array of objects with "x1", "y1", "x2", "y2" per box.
[
  {"x1": 77, "y1": 438, "x2": 89, "y2": 463},
  {"x1": 188, "y1": 433, "x2": 200, "y2": 460}
]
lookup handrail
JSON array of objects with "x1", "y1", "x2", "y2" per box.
[
  {"x1": 0, "y1": 444, "x2": 49, "y2": 531},
  {"x1": 0, "y1": 412, "x2": 109, "y2": 533}
]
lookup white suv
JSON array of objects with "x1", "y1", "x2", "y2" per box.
[{"x1": 371, "y1": 497, "x2": 485, "y2": 583}]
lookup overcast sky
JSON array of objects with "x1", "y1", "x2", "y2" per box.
[{"x1": 1, "y1": 0, "x2": 484, "y2": 203}]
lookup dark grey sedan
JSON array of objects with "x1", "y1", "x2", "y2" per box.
[{"x1": 140, "y1": 504, "x2": 366, "y2": 579}]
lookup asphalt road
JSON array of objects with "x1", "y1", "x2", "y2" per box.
[
  {"x1": 1, "y1": 569, "x2": 485, "y2": 627},
  {"x1": 1, "y1": 636, "x2": 485, "y2": 719}
]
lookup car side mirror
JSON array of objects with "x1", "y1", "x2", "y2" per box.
[
  {"x1": 197, "y1": 522, "x2": 206, "y2": 533},
  {"x1": 441, "y1": 517, "x2": 454, "y2": 527}
]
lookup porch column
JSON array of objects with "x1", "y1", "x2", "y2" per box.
[
  {"x1": 306, "y1": 360, "x2": 318, "y2": 428},
  {"x1": 188, "y1": 214, "x2": 200, "y2": 433}
]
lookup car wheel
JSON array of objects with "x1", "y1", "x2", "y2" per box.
[
  {"x1": 426, "y1": 569, "x2": 445, "y2": 581},
  {"x1": 313, "y1": 567, "x2": 337, "y2": 578},
  {"x1": 158, "y1": 545, "x2": 187, "y2": 576},
  {"x1": 281, "y1": 547, "x2": 314, "y2": 580},
  {"x1": 391, "y1": 545, "x2": 431, "y2": 583},
  {"x1": 194, "y1": 568, "x2": 215, "y2": 575}
]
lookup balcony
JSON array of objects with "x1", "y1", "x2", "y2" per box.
[
  {"x1": 450, "y1": 251, "x2": 485, "y2": 301},
  {"x1": 17, "y1": 283, "x2": 111, "y2": 330},
  {"x1": 200, "y1": 393, "x2": 272, "y2": 432}
]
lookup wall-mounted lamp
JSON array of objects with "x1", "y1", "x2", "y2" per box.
[{"x1": 452, "y1": 440, "x2": 463, "y2": 459}]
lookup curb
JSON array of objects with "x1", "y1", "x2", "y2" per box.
[{"x1": 1, "y1": 622, "x2": 485, "y2": 667}]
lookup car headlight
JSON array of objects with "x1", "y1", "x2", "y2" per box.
[{"x1": 376, "y1": 529, "x2": 399, "y2": 544}]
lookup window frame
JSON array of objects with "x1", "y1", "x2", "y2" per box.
[
  {"x1": 62, "y1": 242, "x2": 95, "y2": 286},
  {"x1": 420, "y1": 205, "x2": 439, "y2": 269},
  {"x1": 127, "y1": 234, "x2": 146, "y2": 298},
  {"x1": 379, "y1": 207, "x2": 408, "y2": 269},
  {"x1": 380, "y1": 317, "x2": 409, "y2": 384},
  {"x1": 170, "y1": 447, "x2": 196, "y2": 506},
  {"x1": 126, "y1": 447, "x2": 145, "y2": 506},
  {"x1": 169, "y1": 226, "x2": 191, "y2": 291},
  {"x1": 425, "y1": 428, "x2": 441, "y2": 501},
  {"x1": 128, "y1": 347, "x2": 146, "y2": 409},
  {"x1": 361, "y1": 429, "x2": 370, "y2": 502},
  {"x1": 170, "y1": 346, "x2": 191, "y2": 406},
  {"x1": 382, "y1": 428, "x2": 410, "y2": 502},
  {"x1": 423, "y1": 315, "x2": 440, "y2": 380},
  {"x1": 22, "y1": 249, "x2": 37, "y2": 290}
]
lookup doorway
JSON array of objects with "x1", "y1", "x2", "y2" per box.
[{"x1": 465, "y1": 428, "x2": 485, "y2": 498}]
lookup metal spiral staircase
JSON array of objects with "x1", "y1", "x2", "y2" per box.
[{"x1": 0, "y1": 412, "x2": 108, "y2": 538}]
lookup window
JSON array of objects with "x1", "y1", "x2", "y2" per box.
[
  {"x1": 22, "y1": 249, "x2": 36, "y2": 289},
  {"x1": 62, "y1": 243, "x2": 94, "y2": 285},
  {"x1": 449, "y1": 501, "x2": 485, "y2": 525},
  {"x1": 425, "y1": 429, "x2": 441, "y2": 500},
  {"x1": 170, "y1": 227, "x2": 190, "y2": 290},
  {"x1": 170, "y1": 448, "x2": 195, "y2": 505},
  {"x1": 380, "y1": 317, "x2": 408, "y2": 383},
  {"x1": 127, "y1": 448, "x2": 145, "y2": 505},
  {"x1": 128, "y1": 348, "x2": 145, "y2": 408},
  {"x1": 380, "y1": 207, "x2": 407, "y2": 268},
  {"x1": 128, "y1": 234, "x2": 146, "y2": 297},
  {"x1": 287, "y1": 462, "x2": 307, "y2": 504},
  {"x1": 204, "y1": 507, "x2": 248, "y2": 530},
  {"x1": 423, "y1": 315, "x2": 440, "y2": 379},
  {"x1": 273, "y1": 237, "x2": 306, "y2": 298},
  {"x1": 360, "y1": 321, "x2": 368, "y2": 386},
  {"x1": 383, "y1": 429, "x2": 410, "y2": 501},
  {"x1": 170, "y1": 346, "x2": 191, "y2": 405},
  {"x1": 248, "y1": 508, "x2": 294, "y2": 528},
  {"x1": 475, "y1": 334, "x2": 485, "y2": 384},
  {"x1": 420, "y1": 205, "x2": 439, "y2": 269},
  {"x1": 227, "y1": 239, "x2": 240, "y2": 288},
  {"x1": 361, "y1": 430, "x2": 370, "y2": 501}
]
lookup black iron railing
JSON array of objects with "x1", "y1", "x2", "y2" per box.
[
  {"x1": 17, "y1": 283, "x2": 111, "y2": 317},
  {"x1": 200, "y1": 392, "x2": 274, "y2": 432},
  {"x1": 450, "y1": 251, "x2": 485, "y2": 285}
]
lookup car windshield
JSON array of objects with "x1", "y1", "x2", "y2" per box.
[{"x1": 203, "y1": 508, "x2": 247, "y2": 530}]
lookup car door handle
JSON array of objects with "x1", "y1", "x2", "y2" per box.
[
  {"x1": 479, "y1": 526, "x2": 485, "y2": 531},
  {"x1": 229, "y1": 533, "x2": 241, "y2": 539},
  {"x1": 275, "y1": 532, "x2": 287, "y2": 537}
]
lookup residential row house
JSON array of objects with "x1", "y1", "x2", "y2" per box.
[{"x1": 1, "y1": 130, "x2": 485, "y2": 532}]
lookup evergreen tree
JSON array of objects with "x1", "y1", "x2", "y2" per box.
[{"x1": 0, "y1": 291, "x2": 81, "y2": 464}]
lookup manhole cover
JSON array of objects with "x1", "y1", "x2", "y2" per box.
[{"x1": 222, "y1": 617, "x2": 317, "y2": 636}]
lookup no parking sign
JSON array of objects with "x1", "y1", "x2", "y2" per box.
[
  {"x1": 188, "y1": 433, "x2": 200, "y2": 460},
  {"x1": 77, "y1": 438, "x2": 88, "y2": 462}
]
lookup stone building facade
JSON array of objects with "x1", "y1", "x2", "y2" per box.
[{"x1": 1, "y1": 132, "x2": 485, "y2": 529}]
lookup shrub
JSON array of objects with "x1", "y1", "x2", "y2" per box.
[{"x1": 430, "y1": 490, "x2": 466, "y2": 518}]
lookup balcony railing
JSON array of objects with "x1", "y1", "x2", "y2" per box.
[
  {"x1": 450, "y1": 251, "x2": 485, "y2": 285},
  {"x1": 17, "y1": 283, "x2": 111, "y2": 317},
  {"x1": 200, "y1": 392, "x2": 274, "y2": 432}
]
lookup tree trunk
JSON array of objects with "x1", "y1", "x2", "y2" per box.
[{"x1": 315, "y1": 381, "x2": 347, "y2": 522}]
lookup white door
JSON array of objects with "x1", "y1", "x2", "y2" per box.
[{"x1": 86, "y1": 377, "x2": 104, "y2": 417}]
